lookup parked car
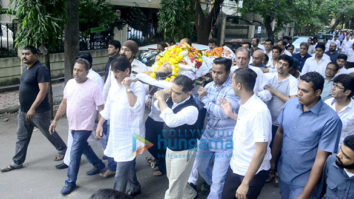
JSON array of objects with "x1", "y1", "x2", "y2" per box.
[
  {"x1": 292, "y1": 36, "x2": 311, "y2": 54},
  {"x1": 137, "y1": 43, "x2": 209, "y2": 66},
  {"x1": 0, "y1": 25, "x2": 14, "y2": 50}
]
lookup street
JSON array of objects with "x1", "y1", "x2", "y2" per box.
[{"x1": 0, "y1": 111, "x2": 281, "y2": 199}]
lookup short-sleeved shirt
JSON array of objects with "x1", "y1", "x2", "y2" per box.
[
  {"x1": 324, "y1": 154, "x2": 354, "y2": 199},
  {"x1": 263, "y1": 73, "x2": 298, "y2": 125},
  {"x1": 325, "y1": 98, "x2": 354, "y2": 149},
  {"x1": 277, "y1": 98, "x2": 342, "y2": 188},
  {"x1": 230, "y1": 95, "x2": 272, "y2": 176},
  {"x1": 19, "y1": 61, "x2": 50, "y2": 113},
  {"x1": 64, "y1": 78, "x2": 104, "y2": 131}
]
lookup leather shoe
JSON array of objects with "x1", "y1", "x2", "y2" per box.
[
  {"x1": 61, "y1": 184, "x2": 76, "y2": 195},
  {"x1": 55, "y1": 163, "x2": 68, "y2": 170},
  {"x1": 86, "y1": 164, "x2": 105, "y2": 176}
]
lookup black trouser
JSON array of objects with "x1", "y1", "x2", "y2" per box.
[
  {"x1": 145, "y1": 117, "x2": 166, "y2": 174},
  {"x1": 222, "y1": 167, "x2": 268, "y2": 199}
]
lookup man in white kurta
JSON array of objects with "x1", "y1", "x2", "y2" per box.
[{"x1": 96, "y1": 56, "x2": 146, "y2": 196}]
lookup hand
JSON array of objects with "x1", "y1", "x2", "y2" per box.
[
  {"x1": 154, "y1": 90, "x2": 166, "y2": 101},
  {"x1": 219, "y1": 98, "x2": 234, "y2": 118},
  {"x1": 49, "y1": 121, "x2": 57, "y2": 135},
  {"x1": 296, "y1": 193, "x2": 309, "y2": 199},
  {"x1": 236, "y1": 183, "x2": 249, "y2": 199},
  {"x1": 198, "y1": 87, "x2": 207, "y2": 99},
  {"x1": 264, "y1": 85, "x2": 270, "y2": 90},
  {"x1": 26, "y1": 108, "x2": 35, "y2": 121},
  {"x1": 96, "y1": 124, "x2": 103, "y2": 139},
  {"x1": 122, "y1": 77, "x2": 133, "y2": 89}
]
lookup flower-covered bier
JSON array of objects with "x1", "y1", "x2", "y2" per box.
[
  {"x1": 202, "y1": 46, "x2": 235, "y2": 60},
  {"x1": 149, "y1": 43, "x2": 203, "y2": 81}
]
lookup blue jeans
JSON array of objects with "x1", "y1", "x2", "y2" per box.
[
  {"x1": 113, "y1": 159, "x2": 141, "y2": 194},
  {"x1": 197, "y1": 148, "x2": 232, "y2": 199},
  {"x1": 65, "y1": 130, "x2": 104, "y2": 185}
]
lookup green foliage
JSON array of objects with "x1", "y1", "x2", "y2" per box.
[
  {"x1": 9, "y1": 0, "x2": 65, "y2": 48},
  {"x1": 158, "y1": 0, "x2": 194, "y2": 41},
  {"x1": 79, "y1": 0, "x2": 118, "y2": 38}
]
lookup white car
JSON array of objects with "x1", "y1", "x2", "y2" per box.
[
  {"x1": 0, "y1": 25, "x2": 14, "y2": 49},
  {"x1": 292, "y1": 36, "x2": 310, "y2": 54},
  {"x1": 137, "y1": 43, "x2": 209, "y2": 66}
]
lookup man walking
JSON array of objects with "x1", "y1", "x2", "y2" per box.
[
  {"x1": 49, "y1": 58, "x2": 105, "y2": 195},
  {"x1": 1, "y1": 46, "x2": 67, "y2": 172},
  {"x1": 154, "y1": 75, "x2": 200, "y2": 199},
  {"x1": 190, "y1": 57, "x2": 240, "y2": 199},
  {"x1": 301, "y1": 43, "x2": 331, "y2": 77},
  {"x1": 221, "y1": 68, "x2": 272, "y2": 199},
  {"x1": 96, "y1": 56, "x2": 146, "y2": 196},
  {"x1": 271, "y1": 72, "x2": 342, "y2": 199},
  {"x1": 105, "y1": 40, "x2": 121, "y2": 82}
]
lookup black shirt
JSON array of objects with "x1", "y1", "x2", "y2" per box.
[
  {"x1": 19, "y1": 61, "x2": 50, "y2": 113},
  {"x1": 104, "y1": 54, "x2": 119, "y2": 82}
]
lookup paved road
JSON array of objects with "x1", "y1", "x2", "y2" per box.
[{"x1": 0, "y1": 112, "x2": 281, "y2": 199}]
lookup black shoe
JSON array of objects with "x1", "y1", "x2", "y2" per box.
[
  {"x1": 61, "y1": 184, "x2": 76, "y2": 195},
  {"x1": 127, "y1": 189, "x2": 141, "y2": 197},
  {"x1": 86, "y1": 164, "x2": 105, "y2": 176},
  {"x1": 56, "y1": 163, "x2": 68, "y2": 170}
]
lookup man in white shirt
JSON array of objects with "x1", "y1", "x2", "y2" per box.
[
  {"x1": 221, "y1": 68, "x2": 272, "y2": 199},
  {"x1": 346, "y1": 43, "x2": 354, "y2": 68},
  {"x1": 265, "y1": 46, "x2": 282, "y2": 73},
  {"x1": 340, "y1": 35, "x2": 353, "y2": 54},
  {"x1": 276, "y1": 40, "x2": 292, "y2": 56},
  {"x1": 301, "y1": 43, "x2": 331, "y2": 77},
  {"x1": 154, "y1": 75, "x2": 200, "y2": 199},
  {"x1": 336, "y1": 54, "x2": 349, "y2": 75},
  {"x1": 231, "y1": 47, "x2": 264, "y2": 94},
  {"x1": 251, "y1": 37, "x2": 265, "y2": 52},
  {"x1": 96, "y1": 56, "x2": 146, "y2": 196},
  {"x1": 325, "y1": 74, "x2": 354, "y2": 149},
  {"x1": 103, "y1": 40, "x2": 148, "y2": 99}
]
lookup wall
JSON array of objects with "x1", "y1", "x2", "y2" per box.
[{"x1": 0, "y1": 49, "x2": 108, "y2": 86}]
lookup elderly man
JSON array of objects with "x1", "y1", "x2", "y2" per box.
[
  {"x1": 293, "y1": 42, "x2": 312, "y2": 72},
  {"x1": 250, "y1": 50, "x2": 266, "y2": 68},
  {"x1": 49, "y1": 58, "x2": 105, "y2": 195},
  {"x1": 1, "y1": 46, "x2": 67, "y2": 173}
]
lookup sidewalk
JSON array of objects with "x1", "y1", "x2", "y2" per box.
[{"x1": 0, "y1": 82, "x2": 65, "y2": 114}]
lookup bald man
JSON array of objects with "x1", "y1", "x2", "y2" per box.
[{"x1": 251, "y1": 50, "x2": 266, "y2": 68}]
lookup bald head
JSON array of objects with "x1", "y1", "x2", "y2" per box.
[{"x1": 252, "y1": 50, "x2": 265, "y2": 67}]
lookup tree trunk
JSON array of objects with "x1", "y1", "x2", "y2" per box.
[
  {"x1": 264, "y1": 16, "x2": 274, "y2": 41},
  {"x1": 64, "y1": 0, "x2": 80, "y2": 82},
  {"x1": 44, "y1": 52, "x2": 54, "y2": 119},
  {"x1": 194, "y1": 0, "x2": 223, "y2": 44}
]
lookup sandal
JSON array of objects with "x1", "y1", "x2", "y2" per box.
[
  {"x1": 1, "y1": 165, "x2": 23, "y2": 173},
  {"x1": 54, "y1": 154, "x2": 65, "y2": 161}
]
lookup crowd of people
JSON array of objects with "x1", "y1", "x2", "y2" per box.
[{"x1": 1, "y1": 31, "x2": 354, "y2": 199}]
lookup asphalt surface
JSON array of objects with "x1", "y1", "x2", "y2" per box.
[{"x1": 0, "y1": 82, "x2": 281, "y2": 199}]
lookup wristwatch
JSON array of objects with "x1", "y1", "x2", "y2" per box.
[{"x1": 126, "y1": 88, "x2": 133, "y2": 93}]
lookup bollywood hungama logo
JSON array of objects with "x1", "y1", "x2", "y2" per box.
[{"x1": 132, "y1": 134, "x2": 154, "y2": 156}]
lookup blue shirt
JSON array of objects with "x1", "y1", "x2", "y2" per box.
[
  {"x1": 200, "y1": 76, "x2": 240, "y2": 151},
  {"x1": 277, "y1": 98, "x2": 342, "y2": 190},
  {"x1": 324, "y1": 154, "x2": 354, "y2": 199},
  {"x1": 325, "y1": 51, "x2": 339, "y2": 63},
  {"x1": 293, "y1": 53, "x2": 311, "y2": 72}
]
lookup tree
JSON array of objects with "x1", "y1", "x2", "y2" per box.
[
  {"x1": 193, "y1": 0, "x2": 223, "y2": 44},
  {"x1": 158, "y1": 0, "x2": 195, "y2": 42},
  {"x1": 64, "y1": 0, "x2": 80, "y2": 82},
  {"x1": 9, "y1": 0, "x2": 65, "y2": 118}
]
